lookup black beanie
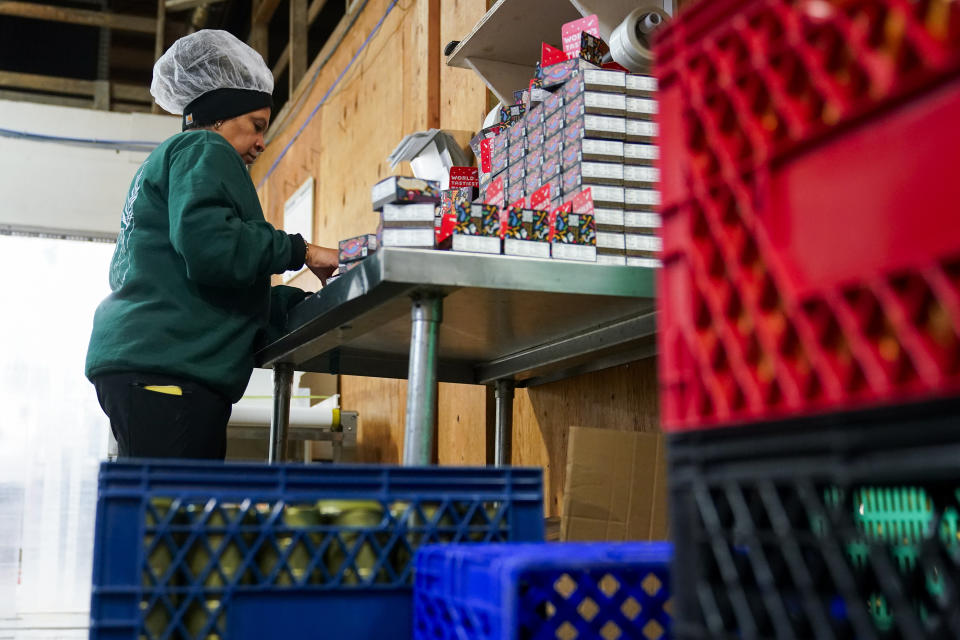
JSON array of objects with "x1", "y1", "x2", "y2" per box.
[{"x1": 182, "y1": 88, "x2": 274, "y2": 131}]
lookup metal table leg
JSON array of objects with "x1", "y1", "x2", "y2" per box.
[
  {"x1": 268, "y1": 363, "x2": 294, "y2": 463},
  {"x1": 494, "y1": 379, "x2": 515, "y2": 466},
  {"x1": 402, "y1": 294, "x2": 443, "y2": 466}
]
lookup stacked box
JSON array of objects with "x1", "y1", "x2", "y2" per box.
[
  {"x1": 371, "y1": 176, "x2": 440, "y2": 211},
  {"x1": 503, "y1": 205, "x2": 551, "y2": 259},
  {"x1": 452, "y1": 203, "x2": 502, "y2": 255},
  {"x1": 371, "y1": 177, "x2": 440, "y2": 249},
  {"x1": 551, "y1": 209, "x2": 597, "y2": 262},
  {"x1": 624, "y1": 73, "x2": 661, "y2": 266},
  {"x1": 338, "y1": 233, "x2": 379, "y2": 266},
  {"x1": 594, "y1": 207, "x2": 626, "y2": 265}
]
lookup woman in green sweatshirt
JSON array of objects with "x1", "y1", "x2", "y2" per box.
[{"x1": 85, "y1": 30, "x2": 337, "y2": 459}]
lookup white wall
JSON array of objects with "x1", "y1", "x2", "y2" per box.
[{"x1": 0, "y1": 99, "x2": 181, "y2": 237}]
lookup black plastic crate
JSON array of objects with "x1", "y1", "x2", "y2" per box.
[{"x1": 668, "y1": 399, "x2": 960, "y2": 640}]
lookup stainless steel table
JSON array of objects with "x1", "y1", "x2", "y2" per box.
[{"x1": 255, "y1": 248, "x2": 657, "y2": 465}]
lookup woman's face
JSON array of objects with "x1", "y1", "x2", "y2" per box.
[{"x1": 217, "y1": 107, "x2": 271, "y2": 165}]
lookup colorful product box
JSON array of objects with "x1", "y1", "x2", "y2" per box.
[
  {"x1": 507, "y1": 121, "x2": 525, "y2": 147},
  {"x1": 338, "y1": 233, "x2": 378, "y2": 263},
  {"x1": 582, "y1": 69, "x2": 626, "y2": 93},
  {"x1": 524, "y1": 102, "x2": 544, "y2": 131},
  {"x1": 503, "y1": 204, "x2": 532, "y2": 240},
  {"x1": 541, "y1": 150, "x2": 562, "y2": 180},
  {"x1": 578, "y1": 31, "x2": 609, "y2": 66},
  {"x1": 623, "y1": 142, "x2": 659, "y2": 166},
  {"x1": 562, "y1": 162, "x2": 624, "y2": 193},
  {"x1": 480, "y1": 203, "x2": 501, "y2": 237},
  {"x1": 484, "y1": 175, "x2": 505, "y2": 207},
  {"x1": 508, "y1": 141, "x2": 525, "y2": 165},
  {"x1": 543, "y1": 89, "x2": 564, "y2": 116},
  {"x1": 626, "y1": 96, "x2": 657, "y2": 120},
  {"x1": 564, "y1": 94, "x2": 585, "y2": 123},
  {"x1": 539, "y1": 58, "x2": 599, "y2": 89},
  {"x1": 626, "y1": 73, "x2": 657, "y2": 97},
  {"x1": 525, "y1": 168, "x2": 543, "y2": 196},
  {"x1": 544, "y1": 109, "x2": 565, "y2": 138},
  {"x1": 625, "y1": 119, "x2": 658, "y2": 143},
  {"x1": 526, "y1": 124, "x2": 545, "y2": 148},
  {"x1": 490, "y1": 148, "x2": 508, "y2": 175},
  {"x1": 543, "y1": 131, "x2": 562, "y2": 157},
  {"x1": 452, "y1": 233, "x2": 501, "y2": 255},
  {"x1": 564, "y1": 73, "x2": 584, "y2": 101},
  {"x1": 455, "y1": 200, "x2": 482, "y2": 235},
  {"x1": 491, "y1": 131, "x2": 509, "y2": 156},
  {"x1": 500, "y1": 102, "x2": 526, "y2": 123},
  {"x1": 371, "y1": 176, "x2": 440, "y2": 211},
  {"x1": 508, "y1": 162, "x2": 525, "y2": 187},
  {"x1": 525, "y1": 145, "x2": 544, "y2": 173},
  {"x1": 623, "y1": 165, "x2": 659, "y2": 187},
  {"x1": 541, "y1": 174, "x2": 561, "y2": 203},
  {"x1": 468, "y1": 124, "x2": 502, "y2": 159},
  {"x1": 561, "y1": 136, "x2": 581, "y2": 171},
  {"x1": 507, "y1": 180, "x2": 525, "y2": 203}
]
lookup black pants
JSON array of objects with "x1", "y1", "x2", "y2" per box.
[{"x1": 93, "y1": 372, "x2": 231, "y2": 460}]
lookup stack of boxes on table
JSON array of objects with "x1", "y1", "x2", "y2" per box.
[
  {"x1": 468, "y1": 25, "x2": 662, "y2": 266},
  {"x1": 331, "y1": 15, "x2": 662, "y2": 274}
]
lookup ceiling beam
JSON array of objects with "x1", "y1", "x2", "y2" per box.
[
  {"x1": 272, "y1": 0, "x2": 330, "y2": 79},
  {"x1": 251, "y1": 0, "x2": 282, "y2": 25},
  {"x1": 0, "y1": 1, "x2": 157, "y2": 33},
  {"x1": 164, "y1": 0, "x2": 224, "y2": 12},
  {"x1": 0, "y1": 70, "x2": 151, "y2": 103}
]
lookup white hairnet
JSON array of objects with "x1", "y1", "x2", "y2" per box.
[{"x1": 151, "y1": 29, "x2": 274, "y2": 115}]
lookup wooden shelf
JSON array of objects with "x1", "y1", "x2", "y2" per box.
[{"x1": 445, "y1": 0, "x2": 672, "y2": 105}]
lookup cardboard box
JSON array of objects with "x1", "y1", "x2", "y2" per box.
[
  {"x1": 525, "y1": 146, "x2": 544, "y2": 174},
  {"x1": 541, "y1": 150, "x2": 562, "y2": 181},
  {"x1": 626, "y1": 96, "x2": 657, "y2": 120},
  {"x1": 508, "y1": 141, "x2": 525, "y2": 165},
  {"x1": 454, "y1": 201, "x2": 482, "y2": 235},
  {"x1": 561, "y1": 426, "x2": 669, "y2": 542},
  {"x1": 525, "y1": 167, "x2": 543, "y2": 196},
  {"x1": 452, "y1": 233, "x2": 501, "y2": 255},
  {"x1": 371, "y1": 176, "x2": 440, "y2": 211},
  {"x1": 627, "y1": 256, "x2": 661, "y2": 268},
  {"x1": 584, "y1": 92, "x2": 627, "y2": 116},
  {"x1": 624, "y1": 210, "x2": 661, "y2": 232},
  {"x1": 594, "y1": 207, "x2": 624, "y2": 232},
  {"x1": 508, "y1": 160, "x2": 526, "y2": 186},
  {"x1": 624, "y1": 187, "x2": 660, "y2": 211},
  {"x1": 564, "y1": 73, "x2": 584, "y2": 101},
  {"x1": 551, "y1": 243, "x2": 597, "y2": 262},
  {"x1": 562, "y1": 162, "x2": 623, "y2": 193},
  {"x1": 583, "y1": 68, "x2": 626, "y2": 93},
  {"x1": 524, "y1": 102, "x2": 544, "y2": 131},
  {"x1": 503, "y1": 204, "x2": 531, "y2": 240},
  {"x1": 596, "y1": 254, "x2": 627, "y2": 265},
  {"x1": 581, "y1": 139, "x2": 624, "y2": 163},
  {"x1": 623, "y1": 142, "x2": 659, "y2": 166},
  {"x1": 490, "y1": 147, "x2": 508, "y2": 175},
  {"x1": 380, "y1": 227, "x2": 435, "y2": 248},
  {"x1": 623, "y1": 165, "x2": 660, "y2": 187},
  {"x1": 566, "y1": 114, "x2": 626, "y2": 141},
  {"x1": 563, "y1": 93, "x2": 584, "y2": 123},
  {"x1": 626, "y1": 73, "x2": 657, "y2": 97},
  {"x1": 507, "y1": 120, "x2": 525, "y2": 147},
  {"x1": 625, "y1": 119, "x2": 658, "y2": 143},
  {"x1": 625, "y1": 232, "x2": 662, "y2": 257}
]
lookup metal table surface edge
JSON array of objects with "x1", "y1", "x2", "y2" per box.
[
  {"x1": 255, "y1": 247, "x2": 658, "y2": 382},
  {"x1": 255, "y1": 248, "x2": 657, "y2": 465}
]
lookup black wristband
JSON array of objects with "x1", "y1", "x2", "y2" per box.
[{"x1": 287, "y1": 233, "x2": 307, "y2": 271}]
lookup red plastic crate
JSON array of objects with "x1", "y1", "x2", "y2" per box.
[{"x1": 655, "y1": 0, "x2": 960, "y2": 432}]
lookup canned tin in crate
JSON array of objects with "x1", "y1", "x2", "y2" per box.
[
  {"x1": 257, "y1": 503, "x2": 323, "y2": 585},
  {"x1": 318, "y1": 500, "x2": 385, "y2": 585}
]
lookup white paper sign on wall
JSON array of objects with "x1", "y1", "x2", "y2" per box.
[{"x1": 282, "y1": 176, "x2": 314, "y2": 283}]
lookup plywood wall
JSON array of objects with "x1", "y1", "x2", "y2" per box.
[{"x1": 251, "y1": 0, "x2": 661, "y2": 521}]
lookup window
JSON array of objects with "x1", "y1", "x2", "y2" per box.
[{"x1": 0, "y1": 235, "x2": 114, "y2": 637}]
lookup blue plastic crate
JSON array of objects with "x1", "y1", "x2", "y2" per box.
[
  {"x1": 413, "y1": 542, "x2": 672, "y2": 640},
  {"x1": 90, "y1": 460, "x2": 544, "y2": 640}
]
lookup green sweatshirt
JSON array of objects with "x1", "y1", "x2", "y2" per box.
[{"x1": 85, "y1": 130, "x2": 309, "y2": 402}]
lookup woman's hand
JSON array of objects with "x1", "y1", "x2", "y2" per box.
[{"x1": 304, "y1": 243, "x2": 339, "y2": 285}]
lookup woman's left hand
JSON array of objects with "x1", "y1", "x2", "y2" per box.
[{"x1": 305, "y1": 244, "x2": 339, "y2": 285}]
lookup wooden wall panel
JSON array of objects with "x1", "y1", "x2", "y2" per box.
[
  {"x1": 437, "y1": 382, "x2": 487, "y2": 465},
  {"x1": 513, "y1": 359, "x2": 660, "y2": 517},
  {"x1": 439, "y1": 0, "x2": 489, "y2": 132}
]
